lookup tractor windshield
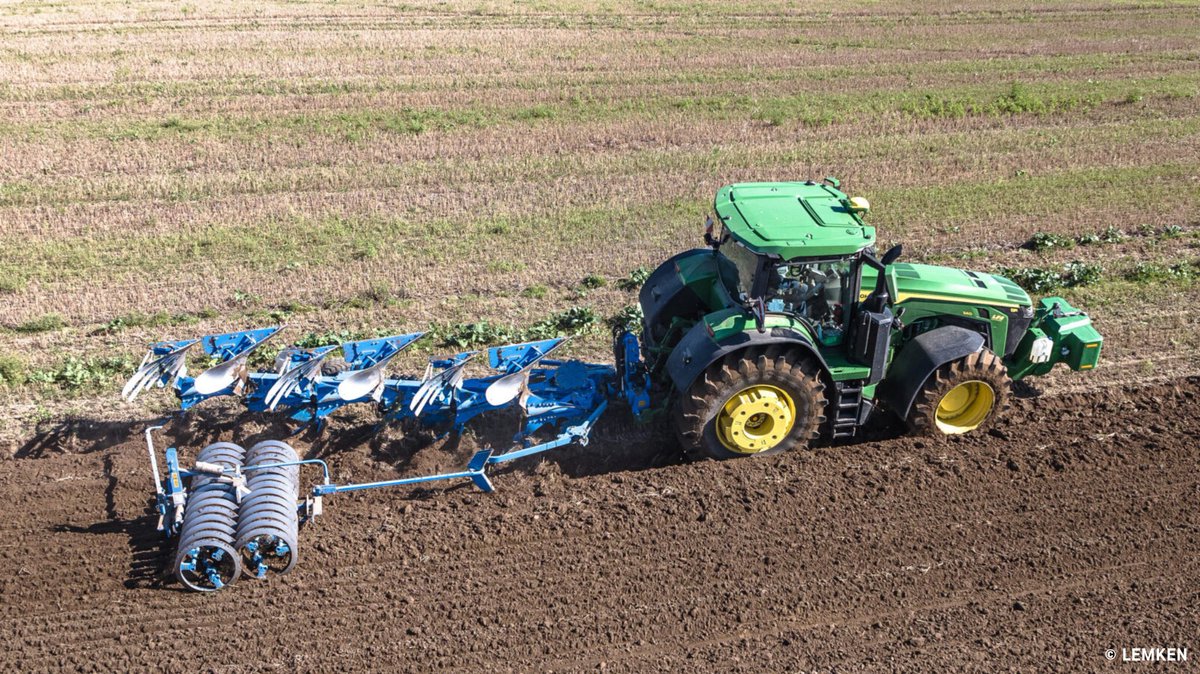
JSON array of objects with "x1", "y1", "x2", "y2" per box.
[
  {"x1": 721, "y1": 242, "x2": 762, "y2": 301},
  {"x1": 766, "y1": 257, "x2": 857, "y2": 344}
]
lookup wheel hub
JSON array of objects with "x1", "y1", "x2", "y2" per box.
[
  {"x1": 935, "y1": 380, "x2": 995, "y2": 434},
  {"x1": 716, "y1": 384, "x2": 796, "y2": 453}
]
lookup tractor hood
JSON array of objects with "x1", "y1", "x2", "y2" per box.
[{"x1": 863, "y1": 262, "x2": 1032, "y2": 308}]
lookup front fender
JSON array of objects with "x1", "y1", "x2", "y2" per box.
[
  {"x1": 876, "y1": 325, "x2": 985, "y2": 420},
  {"x1": 665, "y1": 311, "x2": 826, "y2": 393}
]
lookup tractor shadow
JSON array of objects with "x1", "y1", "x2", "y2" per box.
[
  {"x1": 1011, "y1": 379, "x2": 1044, "y2": 399},
  {"x1": 535, "y1": 407, "x2": 688, "y2": 479}
]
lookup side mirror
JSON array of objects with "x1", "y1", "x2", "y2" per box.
[
  {"x1": 881, "y1": 244, "x2": 903, "y2": 266},
  {"x1": 860, "y1": 246, "x2": 902, "y2": 313}
]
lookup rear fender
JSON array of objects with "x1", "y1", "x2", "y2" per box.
[
  {"x1": 665, "y1": 310, "x2": 826, "y2": 393},
  {"x1": 876, "y1": 326, "x2": 984, "y2": 420},
  {"x1": 639, "y1": 249, "x2": 737, "y2": 351}
]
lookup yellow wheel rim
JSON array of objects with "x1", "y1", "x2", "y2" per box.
[
  {"x1": 716, "y1": 384, "x2": 796, "y2": 454},
  {"x1": 935, "y1": 381, "x2": 995, "y2": 434}
]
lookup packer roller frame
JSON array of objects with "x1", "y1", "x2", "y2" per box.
[{"x1": 145, "y1": 390, "x2": 608, "y2": 592}]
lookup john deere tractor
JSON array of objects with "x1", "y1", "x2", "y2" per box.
[{"x1": 635, "y1": 179, "x2": 1102, "y2": 458}]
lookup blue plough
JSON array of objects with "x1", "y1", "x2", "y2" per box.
[
  {"x1": 129, "y1": 327, "x2": 653, "y2": 591},
  {"x1": 125, "y1": 326, "x2": 652, "y2": 495}
]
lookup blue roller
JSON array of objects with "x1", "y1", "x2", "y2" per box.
[
  {"x1": 172, "y1": 442, "x2": 245, "y2": 592},
  {"x1": 236, "y1": 441, "x2": 301, "y2": 579}
]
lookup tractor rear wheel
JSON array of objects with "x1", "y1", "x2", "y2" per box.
[
  {"x1": 908, "y1": 348, "x2": 1010, "y2": 436},
  {"x1": 675, "y1": 347, "x2": 826, "y2": 460}
]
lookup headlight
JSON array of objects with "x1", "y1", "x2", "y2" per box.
[{"x1": 1030, "y1": 336, "x2": 1054, "y2": 364}]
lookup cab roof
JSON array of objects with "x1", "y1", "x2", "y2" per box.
[{"x1": 714, "y1": 181, "x2": 876, "y2": 260}]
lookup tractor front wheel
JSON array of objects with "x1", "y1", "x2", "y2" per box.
[
  {"x1": 908, "y1": 349, "x2": 1010, "y2": 436},
  {"x1": 675, "y1": 347, "x2": 826, "y2": 460}
]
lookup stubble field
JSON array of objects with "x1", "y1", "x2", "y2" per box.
[{"x1": 0, "y1": 1, "x2": 1197, "y2": 671}]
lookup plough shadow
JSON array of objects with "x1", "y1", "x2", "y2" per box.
[
  {"x1": 16, "y1": 417, "x2": 137, "y2": 459},
  {"x1": 17, "y1": 365, "x2": 1047, "y2": 463},
  {"x1": 53, "y1": 454, "x2": 171, "y2": 589},
  {"x1": 13, "y1": 403, "x2": 313, "y2": 459},
  {"x1": 16, "y1": 376, "x2": 1044, "y2": 463}
]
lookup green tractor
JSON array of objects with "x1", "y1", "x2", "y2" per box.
[{"x1": 635, "y1": 179, "x2": 1102, "y2": 458}]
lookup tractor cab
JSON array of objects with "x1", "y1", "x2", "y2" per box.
[
  {"x1": 720, "y1": 242, "x2": 861, "y2": 347},
  {"x1": 711, "y1": 180, "x2": 897, "y2": 371}
]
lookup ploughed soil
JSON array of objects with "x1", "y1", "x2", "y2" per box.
[{"x1": 0, "y1": 378, "x2": 1196, "y2": 673}]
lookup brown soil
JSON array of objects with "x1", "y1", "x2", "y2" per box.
[{"x1": 0, "y1": 379, "x2": 1196, "y2": 673}]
